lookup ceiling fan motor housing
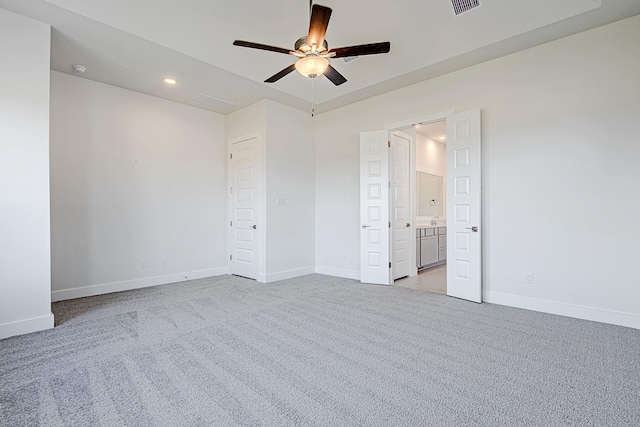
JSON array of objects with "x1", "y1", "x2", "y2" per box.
[{"x1": 295, "y1": 36, "x2": 328, "y2": 53}]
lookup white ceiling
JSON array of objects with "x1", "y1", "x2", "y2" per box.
[
  {"x1": 416, "y1": 121, "x2": 447, "y2": 143},
  {"x1": 2, "y1": 0, "x2": 639, "y2": 114}
]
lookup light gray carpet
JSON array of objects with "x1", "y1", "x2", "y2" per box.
[{"x1": 1, "y1": 274, "x2": 639, "y2": 426}]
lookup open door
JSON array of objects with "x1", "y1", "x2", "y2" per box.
[
  {"x1": 391, "y1": 131, "x2": 412, "y2": 280},
  {"x1": 446, "y1": 109, "x2": 482, "y2": 302},
  {"x1": 360, "y1": 130, "x2": 391, "y2": 285}
]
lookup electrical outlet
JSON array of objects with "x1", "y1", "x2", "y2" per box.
[
  {"x1": 161, "y1": 257, "x2": 167, "y2": 266},
  {"x1": 140, "y1": 259, "x2": 147, "y2": 268},
  {"x1": 524, "y1": 272, "x2": 533, "y2": 284}
]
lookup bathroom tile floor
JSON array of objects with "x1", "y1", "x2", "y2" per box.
[{"x1": 395, "y1": 264, "x2": 447, "y2": 294}]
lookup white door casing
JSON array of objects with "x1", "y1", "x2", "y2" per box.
[
  {"x1": 360, "y1": 130, "x2": 391, "y2": 285},
  {"x1": 230, "y1": 136, "x2": 259, "y2": 279},
  {"x1": 391, "y1": 132, "x2": 411, "y2": 280},
  {"x1": 446, "y1": 108, "x2": 482, "y2": 302}
]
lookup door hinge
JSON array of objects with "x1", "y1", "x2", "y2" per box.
[
  {"x1": 230, "y1": 187, "x2": 233, "y2": 193},
  {"x1": 389, "y1": 262, "x2": 392, "y2": 268},
  {"x1": 389, "y1": 222, "x2": 391, "y2": 228},
  {"x1": 230, "y1": 255, "x2": 232, "y2": 260},
  {"x1": 388, "y1": 141, "x2": 391, "y2": 148},
  {"x1": 230, "y1": 221, "x2": 232, "y2": 226},
  {"x1": 229, "y1": 153, "x2": 233, "y2": 159}
]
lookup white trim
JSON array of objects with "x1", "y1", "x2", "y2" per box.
[
  {"x1": 227, "y1": 132, "x2": 261, "y2": 146},
  {"x1": 261, "y1": 266, "x2": 315, "y2": 283},
  {"x1": 384, "y1": 109, "x2": 455, "y2": 131},
  {"x1": 416, "y1": 166, "x2": 444, "y2": 177},
  {"x1": 315, "y1": 265, "x2": 360, "y2": 280},
  {"x1": 0, "y1": 313, "x2": 54, "y2": 340},
  {"x1": 51, "y1": 267, "x2": 228, "y2": 302},
  {"x1": 485, "y1": 291, "x2": 640, "y2": 330}
]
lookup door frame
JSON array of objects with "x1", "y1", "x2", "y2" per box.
[
  {"x1": 227, "y1": 132, "x2": 266, "y2": 281},
  {"x1": 384, "y1": 110, "x2": 455, "y2": 279}
]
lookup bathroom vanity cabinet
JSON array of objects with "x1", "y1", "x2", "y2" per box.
[{"x1": 416, "y1": 226, "x2": 446, "y2": 269}]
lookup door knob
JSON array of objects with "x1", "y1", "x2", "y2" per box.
[
  {"x1": 465, "y1": 226, "x2": 478, "y2": 232},
  {"x1": 406, "y1": 223, "x2": 410, "y2": 227},
  {"x1": 362, "y1": 225, "x2": 370, "y2": 229},
  {"x1": 251, "y1": 224, "x2": 257, "y2": 229}
]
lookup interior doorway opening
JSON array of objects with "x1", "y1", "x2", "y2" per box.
[
  {"x1": 393, "y1": 120, "x2": 448, "y2": 295},
  {"x1": 360, "y1": 108, "x2": 481, "y2": 302}
]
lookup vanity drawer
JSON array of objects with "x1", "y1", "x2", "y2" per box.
[
  {"x1": 424, "y1": 228, "x2": 435, "y2": 237},
  {"x1": 438, "y1": 227, "x2": 446, "y2": 235}
]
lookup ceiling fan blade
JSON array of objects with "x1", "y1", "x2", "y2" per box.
[
  {"x1": 307, "y1": 5, "x2": 332, "y2": 50},
  {"x1": 330, "y1": 42, "x2": 391, "y2": 58},
  {"x1": 233, "y1": 40, "x2": 292, "y2": 55},
  {"x1": 264, "y1": 64, "x2": 297, "y2": 83},
  {"x1": 324, "y1": 64, "x2": 347, "y2": 86}
]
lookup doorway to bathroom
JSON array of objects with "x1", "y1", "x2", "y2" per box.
[
  {"x1": 394, "y1": 120, "x2": 448, "y2": 295},
  {"x1": 359, "y1": 108, "x2": 482, "y2": 302}
]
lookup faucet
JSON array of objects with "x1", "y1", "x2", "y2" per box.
[{"x1": 431, "y1": 216, "x2": 439, "y2": 226}]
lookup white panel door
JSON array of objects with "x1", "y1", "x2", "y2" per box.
[
  {"x1": 231, "y1": 137, "x2": 258, "y2": 279},
  {"x1": 446, "y1": 109, "x2": 482, "y2": 302},
  {"x1": 391, "y1": 132, "x2": 411, "y2": 280},
  {"x1": 360, "y1": 130, "x2": 391, "y2": 285}
]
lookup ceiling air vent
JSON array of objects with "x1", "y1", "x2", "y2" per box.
[
  {"x1": 450, "y1": 0, "x2": 481, "y2": 16},
  {"x1": 192, "y1": 94, "x2": 236, "y2": 110}
]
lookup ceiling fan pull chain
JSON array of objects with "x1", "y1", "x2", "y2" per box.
[{"x1": 311, "y1": 77, "x2": 315, "y2": 117}]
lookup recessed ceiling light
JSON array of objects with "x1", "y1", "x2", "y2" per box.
[
  {"x1": 72, "y1": 64, "x2": 87, "y2": 73},
  {"x1": 164, "y1": 78, "x2": 177, "y2": 85}
]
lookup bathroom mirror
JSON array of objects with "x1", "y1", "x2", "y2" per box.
[{"x1": 416, "y1": 172, "x2": 444, "y2": 217}]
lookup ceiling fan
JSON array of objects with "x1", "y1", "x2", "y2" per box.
[{"x1": 233, "y1": 3, "x2": 390, "y2": 86}]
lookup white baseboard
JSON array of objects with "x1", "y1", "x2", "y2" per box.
[
  {"x1": 315, "y1": 265, "x2": 360, "y2": 281},
  {"x1": 51, "y1": 267, "x2": 229, "y2": 302},
  {"x1": 485, "y1": 291, "x2": 640, "y2": 330},
  {"x1": 0, "y1": 313, "x2": 54, "y2": 340},
  {"x1": 261, "y1": 266, "x2": 315, "y2": 283}
]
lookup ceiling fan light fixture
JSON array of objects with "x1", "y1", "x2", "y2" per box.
[{"x1": 295, "y1": 56, "x2": 329, "y2": 78}]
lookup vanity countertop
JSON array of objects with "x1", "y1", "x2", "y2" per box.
[{"x1": 415, "y1": 223, "x2": 446, "y2": 229}]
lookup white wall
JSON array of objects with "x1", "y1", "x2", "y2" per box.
[
  {"x1": 226, "y1": 100, "x2": 267, "y2": 142},
  {"x1": 50, "y1": 72, "x2": 227, "y2": 300},
  {"x1": 416, "y1": 134, "x2": 446, "y2": 175},
  {"x1": 315, "y1": 15, "x2": 640, "y2": 328},
  {"x1": 226, "y1": 101, "x2": 268, "y2": 279},
  {"x1": 416, "y1": 134, "x2": 446, "y2": 219},
  {"x1": 226, "y1": 100, "x2": 315, "y2": 282},
  {"x1": 264, "y1": 100, "x2": 315, "y2": 280},
  {"x1": 0, "y1": 9, "x2": 53, "y2": 339}
]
